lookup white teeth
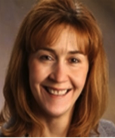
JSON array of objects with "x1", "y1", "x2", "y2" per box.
[{"x1": 48, "y1": 88, "x2": 68, "y2": 95}]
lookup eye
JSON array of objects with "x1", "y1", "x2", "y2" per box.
[
  {"x1": 39, "y1": 55, "x2": 53, "y2": 61},
  {"x1": 69, "y1": 58, "x2": 79, "y2": 63}
]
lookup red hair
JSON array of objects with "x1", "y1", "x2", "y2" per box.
[{"x1": 0, "y1": 0, "x2": 108, "y2": 136}]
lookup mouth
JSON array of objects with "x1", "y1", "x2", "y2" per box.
[{"x1": 43, "y1": 86, "x2": 72, "y2": 96}]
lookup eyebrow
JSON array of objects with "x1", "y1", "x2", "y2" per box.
[{"x1": 37, "y1": 47, "x2": 84, "y2": 55}]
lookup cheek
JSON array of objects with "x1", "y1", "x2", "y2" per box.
[
  {"x1": 28, "y1": 59, "x2": 53, "y2": 85},
  {"x1": 71, "y1": 66, "x2": 88, "y2": 89},
  {"x1": 28, "y1": 60, "x2": 46, "y2": 98},
  {"x1": 29, "y1": 59, "x2": 45, "y2": 82}
]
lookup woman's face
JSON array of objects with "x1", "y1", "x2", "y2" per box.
[{"x1": 28, "y1": 25, "x2": 89, "y2": 118}]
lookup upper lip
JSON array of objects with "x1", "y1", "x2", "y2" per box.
[{"x1": 42, "y1": 85, "x2": 72, "y2": 91}]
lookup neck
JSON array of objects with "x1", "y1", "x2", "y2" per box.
[
  {"x1": 30, "y1": 110, "x2": 73, "y2": 137},
  {"x1": 43, "y1": 116, "x2": 71, "y2": 137}
]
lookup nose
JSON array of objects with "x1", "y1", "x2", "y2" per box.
[{"x1": 49, "y1": 62, "x2": 68, "y2": 83}]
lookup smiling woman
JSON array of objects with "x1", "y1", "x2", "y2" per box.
[
  {"x1": 28, "y1": 26, "x2": 89, "y2": 119},
  {"x1": 0, "y1": 0, "x2": 115, "y2": 137}
]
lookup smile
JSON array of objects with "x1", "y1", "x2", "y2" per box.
[{"x1": 43, "y1": 86, "x2": 71, "y2": 96}]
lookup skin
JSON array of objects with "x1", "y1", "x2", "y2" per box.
[{"x1": 28, "y1": 25, "x2": 89, "y2": 136}]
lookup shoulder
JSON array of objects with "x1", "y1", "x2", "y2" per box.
[
  {"x1": 0, "y1": 127, "x2": 4, "y2": 137},
  {"x1": 98, "y1": 119, "x2": 115, "y2": 137},
  {"x1": 90, "y1": 119, "x2": 115, "y2": 137},
  {"x1": 0, "y1": 127, "x2": 26, "y2": 138},
  {"x1": 0, "y1": 118, "x2": 14, "y2": 137}
]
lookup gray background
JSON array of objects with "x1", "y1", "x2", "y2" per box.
[{"x1": 0, "y1": 0, "x2": 115, "y2": 123}]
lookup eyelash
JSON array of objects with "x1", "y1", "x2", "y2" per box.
[
  {"x1": 39, "y1": 55, "x2": 80, "y2": 64},
  {"x1": 39, "y1": 55, "x2": 53, "y2": 61},
  {"x1": 69, "y1": 58, "x2": 80, "y2": 64}
]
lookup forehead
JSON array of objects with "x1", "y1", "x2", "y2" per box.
[
  {"x1": 30, "y1": 23, "x2": 89, "y2": 54},
  {"x1": 49, "y1": 25, "x2": 78, "y2": 50}
]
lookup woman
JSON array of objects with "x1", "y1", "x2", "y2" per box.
[{"x1": 0, "y1": 0, "x2": 115, "y2": 137}]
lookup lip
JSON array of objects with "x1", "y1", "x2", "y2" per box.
[
  {"x1": 42, "y1": 85, "x2": 72, "y2": 95},
  {"x1": 42, "y1": 85, "x2": 71, "y2": 91}
]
